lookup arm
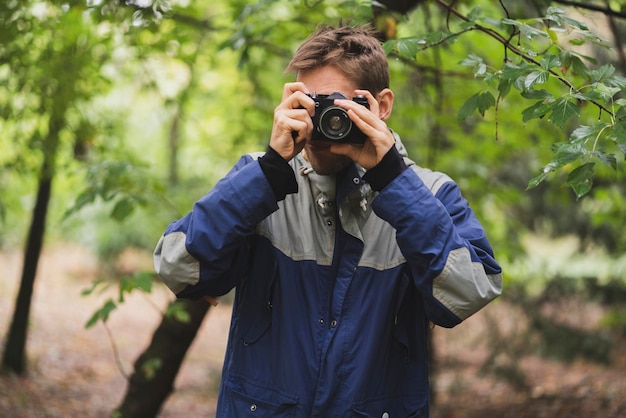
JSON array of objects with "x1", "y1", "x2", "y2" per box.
[
  {"x1": 367, "y1": 149, "x2": 502, "y2": 327},
  {"x1": 154, "y1": 82, "x2": 311, "y2": 299},
  {"x1": 153, "y1": 151, "x2": 296, "y2": 299}
]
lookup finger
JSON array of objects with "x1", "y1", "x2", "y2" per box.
[
  {"x1": 282, "y1": 82, "x2": 310, "y2": 102},
  {"x1": 274, "y1": 110, "x2": 312, "y2": 139},
  {"x1": 354, "y1": 89, "x2": 379, "y2": 115},
  {"x1": 279, "y1": 91, "x2": 315, "y2": 117},
  {"x1": 334, "y1": 98, "x2": 378, "y2": 126}
]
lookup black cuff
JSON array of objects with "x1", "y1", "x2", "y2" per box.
[
  {"x1": 258, "y1": 146, "x2": 298, "y2": 201},
  {"x1": 363, "y1": 146, "x2": 408, "y2": 192}
]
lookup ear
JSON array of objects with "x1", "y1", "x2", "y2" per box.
[{"x1": 377, "y1": 88, "x2": 394, "y2": 121}]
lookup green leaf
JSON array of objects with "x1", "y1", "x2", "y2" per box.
[
  {"x1": 459, "y1": 53, "x2": 488, "y2": 77},
  {"x1": 591, "y1": 83, "x2": 621, "y2": 101},
  {"x1": 81, "y1": 279, "x2": 109, "y2": 296},
  {"x1": 119, "y1": 271, "x2": 154, "y2": 302},
  {"x1": 476, "y1": 91, "x2": 495, "y2": 115},
  {"x1": 165, "y1": 302, "x2": 192, "y2": 323},
  {"x1": 527, "y1": 172, "x2": 548, "y2": 190},
  {"x1": 570, "y1": 91, "x2": 604, "y2": 102},
  {"x1": 520, "y1": 89, "x2": 553, "y2": 100},
  {"x1": 131, "y1": 271, "x2": 154, "y2": 293},
  {"x1": 85, "y1": 299, "x2": 117, "y2": 329},
  {"x1": 524, "y1": 70, "x2": 549, "y2": 89},
  {"x1": 540, "y1": 54, "x2": 561, "y2": 71},
  {"x1": 394, "y1": 38, "x2": 422, "y2": 59},
  {"x1": 173, "y1": 308, "x2": 191, "y2": 323},
  {"x1": 466, "y1": 7, "x2": 483, "y2": 22},
  {"x1": 382, "y1": 40, "x2": 394, "y2": 55},
  {"x1": 459, "y1": 53, "x2": 484, "y2": 68},
  {"x1": 500, "y1": 18, "x2": 548, "y2": 40},
  {"x1": 591, "y1": 64, "x2": 615, "y2": 83},
  {"x1": 552, "y1": 140, "x2": 587, "y2": 166},
  {"x1": 458, "y1": 91, "x2": 495, "y2": 120},
  {"x1": 497, "y1": 77, "x2": 513, "y2": 98},
  {"x1": 548, "y1": 97, "x2": 579, "y2": 128},
  {"x1": 606, "y1": 75, "x2": 626, "y2": 90},
  {"x1": 521, "y1": 100, "x2": 552, "y2": 122},
  {"x1": 519, "y1": 23, "x2": 549, "y2": 40},
  {"x1": 111, "y1": 198, "x2": 134, "y2": 221},
  {"x1": 64, "y1": 190, "x2": 96, "y2": 219},
  {"x1": 501, "y1": 62, "x2": 535, "y2": 81},
  {"x1": 607, "y1": 122, "x2": 626, "y2": 155},
  {"x1": 567, "y1": 163, "x2": 595, "y2": 199},
  {"x1": 458, "y1": 93, "x2": 479, "y2": 121},
  {"x1": 560, "y1": 52, "x2": 593, "y2": 80},
  {"x1": 545, "y1": 7, "x2": 589, "y2": 30},
  {"x1": 141, "y1": 357, "x2": 162, "y2": 380},
  {"x1": 569, "y1": 123, "x2": 610, "y2": 143},
  {"x1": 592, "y1": 151, "x2": 617, "y2": 170}
]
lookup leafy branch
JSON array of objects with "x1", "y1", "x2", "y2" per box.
[
  {"x1": 82, "y1": 271, "x2": 193, "y2": 379},
  {"x1": 386, "y1": 1, "x2": 626, "y2": 198}
]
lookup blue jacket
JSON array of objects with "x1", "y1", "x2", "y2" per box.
[{"x1": 154, "y1": 135, "x2": 502, "y2": 417}]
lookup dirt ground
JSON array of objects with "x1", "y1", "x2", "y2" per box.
[{"x1": 1, "y1": 244, "x2": 625, "y2": 418}]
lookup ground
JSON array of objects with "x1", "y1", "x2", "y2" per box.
[{"x1": 1, "y1": 244, "x2": 625, "y2": 417}]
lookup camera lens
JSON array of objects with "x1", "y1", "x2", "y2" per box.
[{"x1": 318, "y1": 106, "x2": 352, "y2": 141}]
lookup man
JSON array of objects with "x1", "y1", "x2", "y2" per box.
[{"x1": 154, "y1": 24, "x2": 502, "y2": 417}]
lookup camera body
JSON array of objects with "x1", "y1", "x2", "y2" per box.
[{"x1": 309, "y1": 92, "x2": 369, "y2": 144}]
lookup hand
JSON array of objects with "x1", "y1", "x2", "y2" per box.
[
  {"x1": 329, "y1": 89, "x2": 395, "y2": 170},
  {"x1": 269, "y1": 82, "x2": 315, "y2": 161}
]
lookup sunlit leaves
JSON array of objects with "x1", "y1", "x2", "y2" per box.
[
  {"x1": 386, "y1": 31, "x2": 458, "y2": 59},
  {"x1": 544, "y1": 6, "x2": 588, "y2": 30},
  {"x1": 528, "y1": 121, "x2": 624, "y2": 198},
  {"x1": 448, "y1": 4, "x2": 626, "y2": 197},
  {"x1": 524, "y1": 70, "x2": 549, "y2": 89},
  {"x1": 500, "y1": 18, "x2": 549, "y2": 40}
]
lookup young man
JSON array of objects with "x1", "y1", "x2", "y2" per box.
[{"x1": 154, "y1": 25, "x2": 502, "y2": 417}]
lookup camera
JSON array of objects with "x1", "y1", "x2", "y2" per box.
[{"x1": 309, "y1": 92, "x2": 369, "y2": 144}]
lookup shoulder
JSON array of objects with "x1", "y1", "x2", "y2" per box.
[
  {"x1": 409, "y1": 164, "x2": 453, "y2": 196},
  {"x1": 391, "y1": 130, "x2": 453, "y2": 196}
]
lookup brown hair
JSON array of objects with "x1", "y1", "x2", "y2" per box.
[{"x1": 286, "y1": 24, "x2": 390, "y2": 95}]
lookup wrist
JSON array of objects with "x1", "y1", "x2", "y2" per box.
[
  {"x1": 363, "y1": 146, "x2": 407, "y2": 191},
  {"x1": 258, "y1": 146, "x2": 298, "y2": 201}
]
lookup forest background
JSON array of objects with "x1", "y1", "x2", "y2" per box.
[{"x1": 2, "y1": 0, "x2": 626, "y2": 417}]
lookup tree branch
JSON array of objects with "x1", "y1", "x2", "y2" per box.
[
  {"x1": 552, "y1": 0, "x2": 626, "y2": 20},
  {"x1": 433, "y1": 0, "x2": 614, "y2": 117}
]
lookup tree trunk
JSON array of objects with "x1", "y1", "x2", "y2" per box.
[
  {"x1": 114, "y1": 298, "x2": 211, "y2": 417},
  {"x1": 2, "y1": 112, "x2": 61, "y2": 374},
  {"x1": 1, "y1": 176, "x2": 52, "y2": 374}
]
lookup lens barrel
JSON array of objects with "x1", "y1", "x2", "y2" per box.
[{"x1": 318, "y1": 106, "x2": 352, "y2": 141}]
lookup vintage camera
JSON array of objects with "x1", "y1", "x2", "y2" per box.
[{"x1": 309, "y1": 92, "x2": 369, "y2": 144}]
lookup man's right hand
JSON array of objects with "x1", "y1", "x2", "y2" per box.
[{"x1": 269, "y1": 82, "x2": 315, "y2": 161}]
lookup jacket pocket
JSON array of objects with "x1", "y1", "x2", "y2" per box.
[
  {"x1": 352, "y1": 393, "x2": 428, "y2": 418},
  {"x1": 221, "y1": 379, "x2": 299, "y2": 417}
]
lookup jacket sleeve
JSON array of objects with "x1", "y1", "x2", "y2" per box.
[
  {"x1": 153, "y1": 155, "x2": 281, "y2": 299},
  {"x1": 370, "y1": 167, "x2": 502, "y2": 328}
]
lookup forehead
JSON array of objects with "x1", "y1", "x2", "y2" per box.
[{"x1": 297, "y1": 66, "x2": 358, "y2": 95}]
